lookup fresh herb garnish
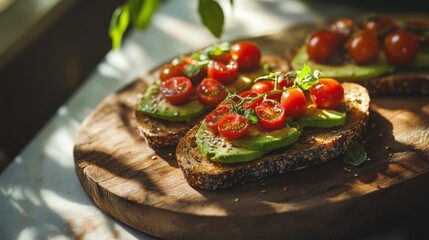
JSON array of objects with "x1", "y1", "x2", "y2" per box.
[
  {"x1": 295, "y1": 64, "x2": 321, "y2": 90},
  {"x1": 343, "y1": 142, "x2": 368, "y2": 167}
]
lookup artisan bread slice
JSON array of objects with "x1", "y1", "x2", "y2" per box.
[
  {"x1": 135, "y1": 55, "x2": 290, "y2": 148},
  {"x1": 176, "y1": 82, "x2": 369, "y2": 190}
]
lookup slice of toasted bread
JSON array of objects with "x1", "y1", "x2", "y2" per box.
[
  {"x1": 176, "y1": 82, "x2": 370, "y2": 190},
  {"x1": 135, "y1": 55, "x2": 290, "y2": 148}
]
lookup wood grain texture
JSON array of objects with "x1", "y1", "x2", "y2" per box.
[{"x1": 74, "y1": 21, "x2": 429, "y2": 240}]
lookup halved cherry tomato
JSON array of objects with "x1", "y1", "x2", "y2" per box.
[
  {"x1": 309, "y1": 78, "x2": 344, "y2": 110},
  {"x1": 306, "y1": 30, "x2": 342, "y2": 63},
  {"x1": 196, "y1": 78, "x2": 227, "y2": 108},
  {"x1": 205, "y1": 105, "x2": 231, "y2": 134},
  {"x1": 159, "y1": 64, "x2": 184, "y2": 82},
  {"x1": 218, "y1": 114, "x2": 250, "y2": 140},
  {"x1": 330, "y1": 18, "x2": 354, "y2": 40},
  {"x1": 208, "y1": 53, "x2": 238, "y2": 85},
  {"x1": 239, "y1": 90, "x2": 262, "y2": 109},
  {"x1": 230, "y1": 41, "x2": 261, "y2": 71},
  {"x1": 384, "y1": 31, "x2": 420, "y2": 66},
  {"x1": 160, "y1": 77, "x2": 193, "y2": 105},
  {"x1": 255, "y1": 100, "x2": 286, "y2": 131},
  {"x1": 280, "y1": 88, "x2": 307, "y2": 119},
  {"x1": 346, "y1": 31, "x2": 380, "y2": 64},
  {"x1": 250, "y1": 80, "x2": 281, "y2": 101}
]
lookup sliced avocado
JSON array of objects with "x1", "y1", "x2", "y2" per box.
[
  {"x1": 196, "y1": 123, "x2": 267, "y2": 163},
  {"x1": 407, "y1": 48, "x2": 429, "y2": 69},
  {"x1": 138, "y1": 84, "x2": 205, "y2": 122},
  {"x1": 233, "y1": 125, "x2": 300, "y2": 150},
  {"x1": 291, "y1": 46, "x2": 395, "y2": 81},
  {"x1": 300, "y1": 105, "x2": 346, "y2": 128}
]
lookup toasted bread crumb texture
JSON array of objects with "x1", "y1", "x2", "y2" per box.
[{"x1": 176, "y1": 83, "x2": 370, "y2": 190}]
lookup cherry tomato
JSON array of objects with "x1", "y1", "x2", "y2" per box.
[
  {"x1": 205, "y1": 105, "x2": 231, "y2": 134},
  {"x1": 306, "y1": 30, "x2": 342, "y2": 63},
  {"x1": 346, "y1": 31, "x2": 380, "y2": 64},
  {"x1": 330, "y1": 18, "x2": 354, "y2": 40},
  {"x1": 384, "y1": 31, "x2": 420, "y2": 66},
  {"x1": 230, "y1": 41, "x2": 261, "y2": 71},
  {"x1": 208, "y1": 53, "x2": 238, "y2": 85},
  {"x1": 255, "y1": 100, "x2": 286, "y2": 131},
  {"x1": 309, "y1": 78, "x2": 344, "y2": 110},
  {"x1": 196, "y1": 78, "x2": 227, "y2": 108},
  {"x1": 239, "y1": 90, "x2": 262, "y2": 109},
  {"x1": 160, "y1": 77, "x2": 193, "y2": 105},
  {"x1": 280, "y1": 88, "x2": 307, "y2": 119},
  {"x1": 364, "y1": 16, "x2": 394, "y2": 36},
  {"x1": 250, "y1": 80, "x2": 281, "y2": 101},
  {"x1": 218, "y1": 114, "x2": 250, "y2": 140},
  {"x1": 159, "y1": 64, "x2": 184, "y2": 82},
  {"x1": 406, "y1": 20, "x2": 429, "y2": 47}
]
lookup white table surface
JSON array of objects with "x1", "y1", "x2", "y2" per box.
[{"x1": 1, "y1": 1, "x2": 405, "y2": 239}]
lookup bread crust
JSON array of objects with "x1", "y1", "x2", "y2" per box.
[{"x1": 176, "y1": 83, "x2": 370, "y2": 190}]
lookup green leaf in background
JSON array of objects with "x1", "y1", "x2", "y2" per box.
[
  {"x1": 129, "y1": 0, "x2": 159, "y2": 30},
  {"x1": 198, "y1": 0, "x2": 225, "y2": 38},
  {"x1": 109, "y1": 5, "x2": 131, "y2": 50},
  {"x1": 343, "y1": 142, "x2": 368, "y2": 167}
]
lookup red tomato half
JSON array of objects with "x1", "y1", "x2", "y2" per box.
[
  {"x1": 230, "y1": 41, "x2": 261, "y2": 71},
  {"x1": 218, "y1": 114, "x2": 250, "y2": 140},
  {"x1": 208, "y1": 53, "x2": 238, "y2": 85},
  {"x1": 196, "y1": 78, "x2": 227, "y2": 108},
  {"x1": 250, "y1": 80, "x2": 281, "y2": 101},
  {"x1": 384, "y1": 31, "x2": 420, "y2": 66},
  {"x1": 309, "y1": 78, "x2": 344, "y2": 110},
  {"x1": 159, "y1": 64, "x2": 184, "y2": 82},
  {"x1": 346, "y1": 31, "x2": 380, "y2": 64},
  {"x1": 160, "y1": 77, "x2": 193, "y2": 105},
  {"x1": 280, "y1": 88, "x2": 307, "y2": 119},
  {"x1": 255, "y1": 100, "x2": 286, "y2": 131},
  {"x1": 239, "y1": 90, "x2": 262, "y2": 109},
  {"x1": 306, "y1": 30, "x2": 342, "y2": 63},
  {"x1": 205, "y1": 105, "x2": 231, "y2": 134}
]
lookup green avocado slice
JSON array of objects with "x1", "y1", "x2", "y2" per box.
[
  {"x1": 138, "y1": 84, "x2": 205, "y2": 122},
  {"x1": 232, "y1": 125, "x2": 300, "y2": 151},
  {"x1": 300, "y1": 105, "x2": 346, "y2": 128},
  {"x1": 291, "y1": 46, "x2": 395, "y2": 81},
  {"x1": 196, "y1": 123, "x2": 267, "y2": 163}
]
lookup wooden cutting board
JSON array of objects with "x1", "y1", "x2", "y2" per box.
[{"x1": 74, "y1": 22, "x2": 429, "y2": 240}]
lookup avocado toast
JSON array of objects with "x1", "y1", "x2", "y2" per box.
[
  {"x1": 290, "y1": 16, "x2": 429, "y2": 95},
  {"x1": 176, "y1": 70, "x2": 370, "y2": 190},
  {"x1": 135, "y1": 51, "x2": 289, "y2": 148}
]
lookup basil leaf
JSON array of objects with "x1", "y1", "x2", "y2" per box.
[
  {"x1": 198, "y1": 0, "x2": 224, "y2": 38},
  {"x1": 184, "y1": 64, "x2": 202, "y2": 77},
  {"x1": 295, "y1": 64, "x2": 319, "y2": 90},
  {"x1": 343, "y1": 142, "x2": 368, "y2": 167},
  {"x1": 109, "y1": 5, "x2": 131, "y2": 49},
  {"x1": 204, "y1": 42, "x2": 230, "y2": 57},
  {"x1": 245, "y1": 109, "x2": 259, "y2": 124},
  {"x1": 130, "y1": 0, "x2": 159, "y2": 30}
]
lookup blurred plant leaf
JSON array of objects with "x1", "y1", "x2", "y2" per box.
[
  {"x1": 198, "y1": 0, "x2": 224, "y2": 38},
  {"x1": 109, "y1": 4, "x2": 130, "y2": 50}
]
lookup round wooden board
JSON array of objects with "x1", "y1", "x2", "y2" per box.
[{"x1": 74, "y1": 22, "x2": 429, "y2": 240}]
